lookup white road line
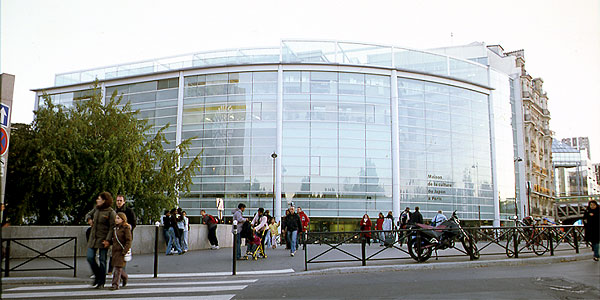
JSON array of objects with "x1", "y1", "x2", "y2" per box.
[
  {"x1": 2, "y1": 285, "x2": 247, "y2": 299},
  {"x1": 128, "y1": 268, "x2": 295, "y2": 278},
  {"x1": 5, "y1": 279, "x2": 258, "y2": 292},
  {"x1": 80, "y1": 295, "x2": 235, "y2": 300}
]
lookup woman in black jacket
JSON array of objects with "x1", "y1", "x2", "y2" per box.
[{"x1": 583, "y1": 200, "x2": 599, "y2": 261}]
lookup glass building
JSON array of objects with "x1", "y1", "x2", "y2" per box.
[{"x1": 34, "y1": 40, "x2": 519, "y2": 225}]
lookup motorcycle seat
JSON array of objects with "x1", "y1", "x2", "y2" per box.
[{"x1": 416, "y1": 223, "x2": 447, "y2": 231}]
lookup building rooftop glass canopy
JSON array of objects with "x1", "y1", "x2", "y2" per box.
[{"x1": 54, "y1": 40, "x2": 488, "y2": 87}]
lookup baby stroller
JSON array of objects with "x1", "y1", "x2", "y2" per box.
[
  {"x1": 241, "y1": 222, "x2": 267, "y2": 260},
  {"x1": 246, "y1": 230, "x2": 267, "y2": 260}
]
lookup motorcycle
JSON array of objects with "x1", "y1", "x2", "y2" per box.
[{"x1": 407, "y1": 211, "x2": 480, "y2": 262}]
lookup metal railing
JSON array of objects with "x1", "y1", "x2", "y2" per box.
[
  {"x1": 1, "y1": 237, "x2": 77, "y2": 277},
  {"x1": 304, "y1": 225, "x2": 587, "y2": 270}
]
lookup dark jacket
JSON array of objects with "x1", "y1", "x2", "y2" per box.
[
  {"x1": 86, "y1": 206, "x2": 116, "y2": 249},
  {"x1": 583, "y1": 205, "x2": 599, "y2": 244},
  {"x1": 284, "y1": 213, "x2": 302, "y2": 232},
  {"x1": 116, "y1": 204, "x2": 136, "y2": 232},
  {"x1": 410, "y1": 211, "x2": 423, "y2": 225},
  {"x1": 111, "y1": 223, "x2": 132, "y2": 268}
]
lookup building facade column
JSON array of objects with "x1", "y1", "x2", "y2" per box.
[
  {"x1": 390, "y1": 70, "x2": 401, "y2": 219},
  {"x1": 275, "y1": 66, "x2": 283, "y2": 222}
]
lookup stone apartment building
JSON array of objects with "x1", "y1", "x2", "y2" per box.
[{"x1": 506, "y1": 50, "x2": 554, "y2": 218}]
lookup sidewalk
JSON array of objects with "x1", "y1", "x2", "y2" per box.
[{"x1": 1, "y1": 242, "x2": 592, "y2": 283}]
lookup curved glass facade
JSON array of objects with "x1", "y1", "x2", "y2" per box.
[{"x1": 37, "y1": 40, "x2": 509, "y2": 222}]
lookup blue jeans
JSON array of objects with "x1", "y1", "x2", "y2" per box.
[
  {"x1": 166, "y1": 227, "x2": 182, "y2": 254},
  {"x1": 265, "y1": 230, "x2": 272, "y2": 248},
  {"x1": 591, "y1": 242, "x2": 599, "y2": 258},
  {"x1": 287, "y1": 230, "x2": 298, "y2": 253},
  {"x1": 87, "y1": 247, "x2": 108, "y2": 285}
]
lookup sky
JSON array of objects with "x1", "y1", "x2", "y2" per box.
[{"x1": 1, "y1": 0, "x2": 599, "y2": 160}]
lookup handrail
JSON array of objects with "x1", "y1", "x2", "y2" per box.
[
  {"x1": 304, "y1": 225, "x2": 587, "y2": 270},
  {"x1": 1, "y1": 237, "x2": 77, "y2": 277}
]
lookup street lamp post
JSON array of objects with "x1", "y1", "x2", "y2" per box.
[
  {"x1": 514, "y1": 157, "x2": 523, "y2": 221},
  {"x1": 271, "y1": 152, "x2": 277, "y2": 215}
]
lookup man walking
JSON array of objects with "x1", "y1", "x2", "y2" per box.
[
  {"x1": 431, "y1": 210, "x2": 447, "y2": 227},
  {"x1": 283, "y1": 207, "x2": 302, "y2": 257},
  {"x1": 232, "y1": 203, "x2": 247, "y2": 260},
  {"x1": 201, "y1": 210, "x2": 219, "y2": 249},
  {"x1": 297, "y1": 207, "x2": 310, "y2": 249},
  {"x1": 410, "y1": 207, "x2": 423, "y2": 225}
]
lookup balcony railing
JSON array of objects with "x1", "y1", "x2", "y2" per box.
[{"x1": 54, "y1": 39, "x2": 489, "y2": 87}]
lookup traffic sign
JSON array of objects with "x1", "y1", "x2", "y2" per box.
[
  {"x1": 0, "y1": 104, "x2": 9, "y2": 127},
  {"x1": 0, "y1": 128, "x2": 8, "y2": 155}
]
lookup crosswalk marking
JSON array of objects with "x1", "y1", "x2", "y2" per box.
[
  {"x1": 5, "y1": 279, "x2": 258, "y2": 292},
  {"x1": 2, "y1": 285, "x2": 248, "y2": 299}
]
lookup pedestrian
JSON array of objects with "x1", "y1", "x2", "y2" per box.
[
  {"x1": 382, "y1": 211, "x2": 394, "y2": 246},
  {"x1": 108, "y1": 195, "x2": 136, "y2": 275},
  {"x1": 201, "y1": 209, "x2": 219, "y2": 249},
  {"x1": 251, "y1": 207, "x2": 268, "y2": 256},
  {"x1": 232, "y1": 203, "x2": 247, "y2": 260},
  {"x1": 161, "y1": 210, "x2": 170, "y2": 248},
  {"x1": 399, "y1": 207, "x2": 411, "y2": 228},
  {"x1": 360, "y1": 214, "x2": 372, "y2": 245},
  {"x1": 165, "y1": 208, "x2": 183, "y2": 255},
  {"x1": 398, "y1": 207, "x2": 411, "y2": 246},
  {"x1": 268, "y1": 218, "x2": 280, "y2": 249},
  {"x1": 282, "y1": 209, "x2": 291, "y2": 249},
  {"x1": 85, "y1": 191, "x2": 116, "y2": 289},
  {"x1": 283, "y1": 207, "x2": 302, "y2": 256},
  {"x1": 376, "y1": 212, "x2": 385, "y2": 246},
  {"x1": 410, "y1": 206, "x2": 423, "y2": 225},
  {"x1": 180, "y1": 211, "x2": 190, "y2": 252},
  {"x1": 431, "y1": 210, "x2": 447, "y2": 227},
  {"x1": 110, "y1": 212, "x2": 131, "y2": 290},
  {"x1": 297, "y1": 207, "x2": 310, "y2": 249},
  {"x1": 582, "y1": 200, "x2": 599, "y2": 261},
  {"x1": 176, "y1": 208, "x2": 186, "y2": 249},
  {"x1": 264, "y1": 210, "x2": 272, "y2": 248}
]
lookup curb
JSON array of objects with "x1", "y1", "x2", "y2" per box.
[{"x1": 296, "y1": 253, "x2": 593, "y2": 276}]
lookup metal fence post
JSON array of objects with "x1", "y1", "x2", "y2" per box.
[
  {"x1": 361, "y1": 235, "x2": 366, "y2": 266},
  {"x1": 304, "y1": 232, "x2": 308, "y2": 271},
  {"x1": 468, "y1": 230, "x2": 475, "y2": 261},
  {"x1": 573, "y1": 227, "x2": 579, "y2": 254},
  {"x1": 4, "y1": 240, "x2": 9, "y2": 277},
  {"x1": 513, "y1": 227, "x2": 519, "y2": 259},
  {"x1": 232, "y1": 220, "x2": 238, "y2": 275},
  {"x1": 154, "y1": 221, "x2": 160, "y2": 278},
  {"x1": 549, "y1": 228, "x2": 554, "y2": 256},
  {"x1": 73, "y1": 237, "x2": 77, "y2": 277}
]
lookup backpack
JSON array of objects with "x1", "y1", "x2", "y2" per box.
[{"x1": 209, "y1": 214, "x2": 218, "y2": 224}]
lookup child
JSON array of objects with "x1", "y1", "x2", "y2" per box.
[
  {"x1": 110, "y1": 212, "x2": 132, "y2": 290},
  {"x1": 268, "y1": 218, "x2": 280, "y2": 249}
]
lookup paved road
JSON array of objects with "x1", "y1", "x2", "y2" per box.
[
  {"x1": 3, "y1": 260, "x2": 597, "y2": 299},
  {"x1": 237, "y1": 260, "x2": 600, "y2": 299}
]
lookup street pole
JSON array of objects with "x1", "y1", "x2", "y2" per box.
[
  {"x1": 271, "y1": 153, "x2": 277, "y2": 215},
  {"x1": 514, "y1": 157, "x2": 523, "y2": 222}
]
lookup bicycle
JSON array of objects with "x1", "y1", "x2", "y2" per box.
[{"x1": 506, "y1": 217, "x2": 549, "y2": 257}]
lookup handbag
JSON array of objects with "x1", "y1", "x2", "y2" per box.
[{"x1": 114, "y1": 227, "x2": 132, "y2": 262}]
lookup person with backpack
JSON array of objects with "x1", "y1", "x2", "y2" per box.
[
  {"x1": 431, "y1": 210, "x2": 447, "y2": 227},
  {"x1": 201, "y1": 210, "x2": 219, "y2": 249},
  {"x1": 410, "y1": 206, "x2": 423, "y2": 225}
]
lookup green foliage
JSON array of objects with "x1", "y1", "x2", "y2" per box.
[{"x1": 5, "y1": 84, "x2": 201, "y2": 225}]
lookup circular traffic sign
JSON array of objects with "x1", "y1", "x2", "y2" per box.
[{"x1": 0, "y1": 127, "x2": 8, "y2": 155}]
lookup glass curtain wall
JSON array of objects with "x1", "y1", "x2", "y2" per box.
[
  {"x1": 490, "y1": 70, "x2": 518, "y2": 220},
  {"x1": 282, "y1": 71, "x2": 392, "y2": 218},
  {"x1": 180, "y1": 72, "x2": 277, "y2": 216},
  {"x1": 397, "y1": 78, "x2": 493, "y2": 220},
  {"x1": 106, "y1": 79, "x2": 179, "y2": 151}
]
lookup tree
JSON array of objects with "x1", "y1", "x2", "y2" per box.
[{"x1": 5, "y1": 85, "x2": 201, "y2": 225}]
